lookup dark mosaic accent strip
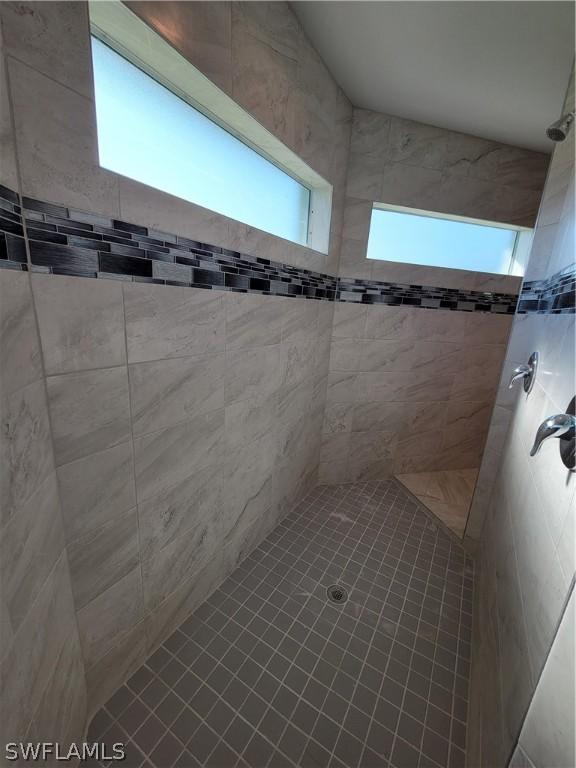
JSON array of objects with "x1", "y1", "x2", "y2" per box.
[
  {"x1": 0, "y1": 185, "x2": 544, "y2": 315},
  {"x1": 518, "y1": 263, "x2": 576, "y2": 315},
  {"x1": 336, "y1": 279, "x2": 518, "y2": 314},
  {"x1": 0, "y1": 184, "x2": 27, "y2": 272}
]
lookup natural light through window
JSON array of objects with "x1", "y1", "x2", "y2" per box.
[
  {"x1": 367, "y1": 206, "x2": 529, "y2": 275},
  {"x1": 91, "y1": 37, "x2": 311, "y2": 245}
]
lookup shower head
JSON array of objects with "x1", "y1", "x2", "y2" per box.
[{"x1": 546, "y1": 111, "x2": 575, "y2": 142}]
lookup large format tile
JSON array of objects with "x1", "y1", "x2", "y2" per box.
[
  {"x1": 68, "y1": 506, "x2": 140, "y2": 610},
  {"x1": 0, "y1": 271, "x2": 43, "y2": 397},
  {"x1": 47, "y1": 367, "x2": 131, "y2": 466},
  {"x1": 138, "y1": 463, "x2": 223, "y2": 563},
  {"x1": 0, "y1": 379, "x2": 53, "y2": 527},
  {"x1": 0, "y1": 554, "x2": 76, "y2": 742},
  {"x1": 58, "y1": 442, "x2": 136, "y2": 543},
  {"x1": 134, "y1": 410, "x2": 224, "y2": 503},
  {"x1": 32, "y1": 274, "x2": 125, "y2": 375},
  {"x1": 224, "y1": 345, "x2": 283, "y2": 405},
  {"x1": 124, "y1": 283, "x2": 225, "y2": 364},
  {"x1": 141, "y1": 504, "x2": 222, "y2": 612},
  {"x1": 10, "y1": 59, "x2": 119, "y2": 215},
  {"x1": 0, "y1": 471, "x2": 64, "y2": 632},
  {"x1": 77, "y1": 566, "x2": 144, "y2": 670},
  {"x1": 225, "y1": 292, "x2": 283, "y2": 351},
  {"x1": 129, "y1": 353, "x2": 225, "y2": 437},
  {"x1": 28, "y1": 629, "x2": 87, "y2": 750},
  {"x1": 1, "y1": 1, "x2": 93, "y2": 98},
  {"x1": 519, "y1": 591, "x2": 575, "y2": 768}
]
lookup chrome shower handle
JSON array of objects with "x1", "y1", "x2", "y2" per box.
[
  {"x1": 508, "y1": 352, "x2": 539, "y2": 393},
  {"x1": 530, "y1": 413, "x2": 576, "y2": 456},
  {"x1": 508, "y1": 365, "x2": 531, "y2": 389}
]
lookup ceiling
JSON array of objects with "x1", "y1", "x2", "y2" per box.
[{"x1": 291, "y1": 1, "x2": 575, "y2": 153}]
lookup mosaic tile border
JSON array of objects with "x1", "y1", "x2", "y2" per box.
[
  {"x1": 3, "y1": 184, "x2": 566, "y2": 316},
  {"x1": 518, "y1": 264, "x2": 576, "y2": 315}
]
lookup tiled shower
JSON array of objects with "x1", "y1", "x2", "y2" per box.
[{"x1": 0, "y1": 3, "x2": 574, "y2": 768}]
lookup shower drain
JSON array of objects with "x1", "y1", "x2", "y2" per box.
[{"x1": 327, "y1": 585, "x2": 348, "y2": 604}]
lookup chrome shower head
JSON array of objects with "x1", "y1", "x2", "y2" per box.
[{"x1": 546, "y1": 111, "x2": 575, "y2": 142}]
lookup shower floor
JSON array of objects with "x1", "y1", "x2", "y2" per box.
[{"x1": 88, "y1": 480, "x2": 473, "y2": 768}]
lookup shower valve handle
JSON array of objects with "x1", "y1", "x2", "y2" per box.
[
  {"x1": 530, "y1": 413, "x2": 576, "y2": 457},
  {"x1": 508, "y1": 364, "x2": 531, "y2": 389}
]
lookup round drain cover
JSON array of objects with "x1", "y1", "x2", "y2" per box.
[{"x1": 327, "y1": 585, "x2": 348, "y2": 604}]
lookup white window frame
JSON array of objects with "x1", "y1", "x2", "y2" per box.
[
  {"x1": 368, "y1": 202, "x2": 533, "y2": 276},
  {"x1": 89, "y1": 0, "x2": 333, "y2": 253}
]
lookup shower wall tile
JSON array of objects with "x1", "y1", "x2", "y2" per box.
[
  {"x1": 321, "y1": 302, "x2": 508, "y2": 482},
  {"x1": 468, "y1": 69, "x2": 575, "y2": 768},
  {"x1": 2, "y1": 0, "x2": 351, "y2": 738},
  {"x1": 133, "y1": 409, "x2": 225, "y2": 503},
  {"x1": 28, "y1": 629, "x2": 87, "y2": 750},
  {"x1": 1, "y1": 1, "x2": 93, "y2": 99},
  {"x1": 0, "y1": 270, "x2": 43, "y2": 397},
  {"x1": 341, "y1": 106, "x2": 547, "y2": 292},
  {"x1": 67, "y1": 506, "x2": 140, "y2": 610},
  {"x1": 124, "y1": 283, "x2": 225, "y2": 364},
  {"x1": 225, "y1": 291, "x2": 284, "y2": 350},
  {"x1": 224, "y1": 344, "x2": 283, "y2": 405},
  {"x1": 0, "y1": 554, "x2": 79, "y2": 742},
  {"x1": 0, "y1": 265, "x2": 86, "y2": 748},
  {"x1": 0, "y1": 378, "x2": 53, "y2": 527},
  {"x1": 137, "y1": 463, "x2": 223, "y2": 563},
  {"x1": 57, "y1": 442, "x2": 136, "y2": 543},
  {"x1": 141, "y1": 502, "x2": 221, "y2": 612},
  {"x1": 129, "y1": 353, "x2": 225, "y2": 437},
  {"x1": 32, "y1": 274, "x2": 125, "y2": 375},
  {"x1": 8, "y1": 58, "x2": 120, "y2": 216},
  {"x1": 85, "y1": 616, "x2": 148, "y2": 722},
  {"x1": 77, "y1": 566, "x2": 144, "y2": 669},
  {"x1": 515, "y1": 591, "x2": 575, "y2": 768},
  {"x1": 0, "y1": 471, "x2": 64, "y2": 633},
  {"x1": 46, "y1": 367, "x2": 131, "y2": 466}
]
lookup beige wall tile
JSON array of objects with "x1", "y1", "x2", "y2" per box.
[
  {"x1": 141, "y1": 499, "x2": 221, "y2": 612},
  {"x1": 138, "y1": 463, "x2": 223, "y2": 563},
  {"x1": 47, "y1": 367, "x2": 130, "y2": 466},
  {"x1": 332, "y1": 303, "x2": 367, "y2": 339},
  {"x1": 518, "y1": 591, "x2": 575, "y2": 768},
  {"x1": 1, "y1": 1, "x2": 93, "y2": 98},
  {"x1": 124, "y1": 283, "x2": 225, "y2": 364},
  {"x1": 0, "y1": 555, "x2": 77, "y2": 741},
  {"x1": 0, "y1": 271, "x2": 43, "y2": 397},
  {"x1": 28, "y1": 629, "x2": 86, "y2": 749},
  {"x1": 222, "y1": 432, "x2": 276, "y2": 541},
  {"x1": 58, "y1": 442, "x2": 136, "y2": 543},
  {"x1": 322, "y1": 403, "x2": 354, "y2": 435},
  {"x1": 0, "y1": 471, "x2": 64, "y2": 633},
  {"x1": 225, "y1": 292, "x2": 283, "y2": 350},
  {"x1": 77, "y1": 566, "x2": 143, "y2": 669},
  {"x1": 85, "y1": 617, "x2": 147, "y2": 719},
  {"x1": 0, "y1": 379, "x2": 53, "y2": 527},
  {"x1": 10, "y1": 59, "x2": 119, "y2": 215},
  {"x1": 144, "y1": 553, "x2": 224, "y2": 656},
  {"x1": 118, "y1": 177, "x2": 231, "y2": 251},
  {"x1": 32, "y1": 274, "x2": 125, "y2": 375},
  {"x1": 224, "y1": 344, "x2": 283, "y2": 405},
  {"x1": 134, "y1": 409, "x2": 224, "y2": 503},
  {"x1": 129, "y1": 353, "x2": 224, "y2": 437},
  {"x1": 68, "y1": 507, "x2": 140, "y2": 610}
]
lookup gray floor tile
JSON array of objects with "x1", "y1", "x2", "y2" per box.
[{"x1": 88, "y1": 480, "x2": 473, "y2": 768}]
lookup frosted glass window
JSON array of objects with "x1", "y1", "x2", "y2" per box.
[
  {"x1": 91, "y1": 38, "x2": 311, "y2": 245},
  {"x1": 367, "y1": 207, "x2": 520, "y2": 275}
]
